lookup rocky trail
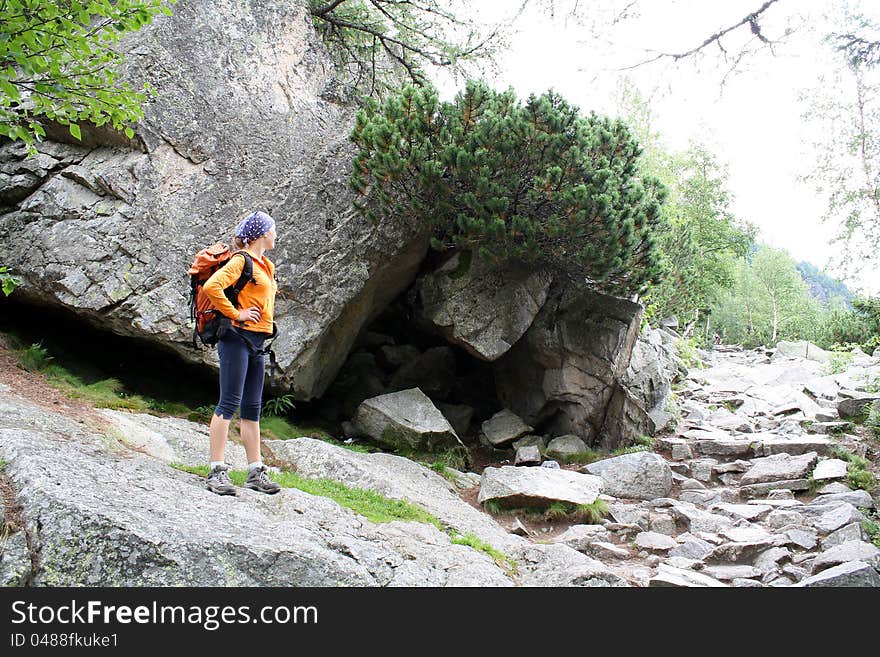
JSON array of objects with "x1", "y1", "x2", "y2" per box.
[{"x1": 1, "y1": 338, "x2": 878, "y2": 587}]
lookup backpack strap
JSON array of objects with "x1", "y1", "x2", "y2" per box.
[{"x1": 224, "y1": 252, "x2": 256, "y2": 323}]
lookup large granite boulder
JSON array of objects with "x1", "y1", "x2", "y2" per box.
[
  {"x1": 0, "y1": 0, "x2": 430, "y2": 401},
  {"x1": 411, "y1": 251, "x2": 553, "y2": 361},
  {"x1": 0, "y1": 393, "x2": 509, "y2": 586},
  {"x1": 478, "y1": 466, "x2": 603, "y2": 508},
  {"x1": 581, "y1": 451, "x2": 673, "y2": 501},
  {"x1": 493, "y1": 281, "x2": 643, "y2": 449},
  {"x1": 352, "y1": 388, "x2": 463, "y2": 451},
  {"x1": 620, "y1": 329, "x2": 677, "y2": 433},
  {"x1": 772, "y1": 341, "x2": 830, "y2": 363}
]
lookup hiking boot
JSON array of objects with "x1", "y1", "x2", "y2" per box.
[
  {"x1": 206, "y1": 465, "x2": 237, "y2": 496},
  {"x1": 244, "y1": 465, "x2": 280, "y2": 495}
]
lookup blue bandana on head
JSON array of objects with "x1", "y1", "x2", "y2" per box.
[{"x1": 235, "y1": 211, "x2": 275, "y2": 245}]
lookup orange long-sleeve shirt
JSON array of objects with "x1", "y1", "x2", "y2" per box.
[{"x1": 203, "y1": 251, "x2": 277, "y2": 335}]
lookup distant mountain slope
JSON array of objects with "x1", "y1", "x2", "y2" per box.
[{"x1": 797, "y1": 261, "x2": 855, "y2": 306}]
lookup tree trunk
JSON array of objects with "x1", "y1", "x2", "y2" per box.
[{"x1": 771, "y1": 296, "x2": 779, "y2": 343}]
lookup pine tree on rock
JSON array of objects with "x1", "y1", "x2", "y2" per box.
[{"x1": 350, "y1": 81, "x2": 668, "y2": 296}]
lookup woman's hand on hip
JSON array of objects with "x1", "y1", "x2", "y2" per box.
[{"x1": 238, "y1": 306, "x2": 262, "y2": 323}]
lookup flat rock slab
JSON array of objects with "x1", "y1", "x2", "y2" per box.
[
  {"x1": 811, "y1": 459, "x2": 848, "y2": 481},
  {"x1": 553, "y1": 525, "x2": 612, "y2": 553},
  {"x1": 480, "y1": 409, "x2": 533, "y2": 447},
  {"x1": 783, "y1": 528, "x2": 819, "y2": 550},
  {"x1": 711, "y1": 503, "x2": 772, "y2": 522},
  {"x1": 581, "y1": 451, "x2": 673, "y2": 501},
  {"x1": 753, "y1": 436, "x2": 832, "y2": 457},
  {"x1": 809, "y1": 503, "x2": 867, "y2": 534},
  {"x1": 811, "y1": 490, "x2": 875, "y2": 510},
  {"x1": 478, "y1": 466, "x2": 602, "y2": 508},
  {"x1": 689, "y1": 438, "x2": 760, "y2": 458},
  {"x1": 816, "y1": 482, "x2": 852, "y2": 495},
  {"x1": 812, "y1": 541, "x2": 880, "y2": 573},
  {"x1": 353, "y1": 388, "x2": 462, "y2": 451},
  {"x1": 669, "y1": 537, "x2": 715, "y2": 561},
  {"x1": 822, "y1": 523, "x2": 869, "y2": 549},
  {"x1": 721, "y1": 526, "x2": 774, "y2": 543},
  {"x1": 740, "y1": 452, "x2": 818, "y2": 485},
  {"x1": 670, "y1": 504, "x2": 735, "y2": 534},
  {"x1": 702, "y1": 565, "x2": 762, "y2": 581},
  {"x1": 649, "y1": 565, "x2": 728, "y2": 587},
  {"x1": 635, "y1": 532, "x2": 677, "y2": 551},
  {"x1": 795, "y1": 561, "x2": 880, "y2": 587},
  {"x1": 740, "y1": 479, "x2": 810, "y2": 499}
]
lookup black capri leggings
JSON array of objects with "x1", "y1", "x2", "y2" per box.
[{"x1": 214, "y1": 328, "x2": 268, "y2": 422}]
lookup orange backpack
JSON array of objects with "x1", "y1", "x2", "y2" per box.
[{"x1": 187, "y1": 243, "x2": 254, "y2": 348}]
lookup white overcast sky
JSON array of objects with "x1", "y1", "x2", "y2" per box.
[{"x1": 429, "y1": 0, "x2": 880, "y2": 296}]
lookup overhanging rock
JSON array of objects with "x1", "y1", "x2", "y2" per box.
[{"x1": 0, "y1": 0, "x2": 430, "y2": 400}]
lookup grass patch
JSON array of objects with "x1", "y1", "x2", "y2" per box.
[
  {"x1": 482, "y1": 498, "x2": 609, "y2": 524},
  {"x1": 11, "y1": 339, "x2": 190, "y2": 412},
  {"x1": 820, "y1": 351, "x2": 854, "y2": 376},
  {"x1": 611, "y1": 445, "x2": 651, "y2": 457},
  {"x1": 397, "y1": 445, "x2": 470, "y2": 471},
  {"x1": 429, "y1": 461, "x2": 460, "y2": 483},
  {"x1": 259, "y1": 416, "x2": 335, "y2": 441},
  {"x1": 0, "y1": 458, "x2": 6, "y2": 469},
  {"x1": 831, "y1": 446, "x2": 877, "y2": 492},
  {"x1": 448, "y1": 531, "x2": 519, "y2": 576},
  {"x1": 544, "y1": 499, "x2": 609, "y2": 523},
  {"x1": 543, "y1": 447, "x2": 605, "y2": 464}
]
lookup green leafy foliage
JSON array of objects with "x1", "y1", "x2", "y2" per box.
[
  {"x1": 0, "y1": 266, "x2": 22, "y2": 296},
  {"x1": 866, "y1": 400, "x2": 880, "y2": 440},
  {"x1": 351, "y1": 81, "x2": 668, "y2": 295},
  {"x1": 0, "y1": 0, "x2": 175, "y2": 152},
  {"x1": 820, "y1": 351, "x2": 854, "y2": 375},
  {"x1": 831, "y1": 445, "x2": 877, "y2": 492},
  {"x1": 262, "y1": 394, "x2": 296, "y2": 417}
]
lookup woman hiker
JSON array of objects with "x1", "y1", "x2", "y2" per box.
[{"x1": 202, "y1": 210, "x2": 281, "y2": 496}]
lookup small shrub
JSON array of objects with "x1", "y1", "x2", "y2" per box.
[
  {"x1": 399, "y1": 445, "x2": 469, "y2": 471},
  {"x1": 862, "y1": 513, "x2": 880, "y2": 549},
  {"x1": 831, "y1": 445, "x2": 877, "y2": 492},
  {"x1": 847, "y1": 469, "x2": 876, "y2": 492},
  {"x1": 263, "y1": 394, "x2": 296, "y2": 417},
  {"x1": 612, "y1": 445, "x2": 650, "y2": 456},
  {"x1": 14, "y1": 341, "x2": 53, "y2": 372},
  {"x1": 482, "y1": 499, "x2": 505, "y2": 515},
  {"x1": 544, "y1": 499, "x2": 609, "y2": 524},
  {"x1": 675, "y1": 337, "x2": 703, "y2": 370},
  {"x1": 867, "y1": 400, "x2": 880, "y2": 440},
  {"x1": 820, "y1": 351, "x2": 853, "y2": 376},
  {"x1": 0, "y1": 266, "x2": 22, "y2": 296}
]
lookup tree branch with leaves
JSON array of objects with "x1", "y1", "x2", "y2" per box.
[
  {"x1": 308, "y1": 0, "x2": 509, "y2": 99},
  {"x1": 0, "y1": 0, "x2": 175, "y2": 152}
]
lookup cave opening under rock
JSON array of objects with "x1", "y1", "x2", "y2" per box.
[
  {"x1": 0, "y1": 295, "x2": 219, "y2": 411},
  {"x1": 314, "y1": 293, "x2": 505, "y2": 447}
]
